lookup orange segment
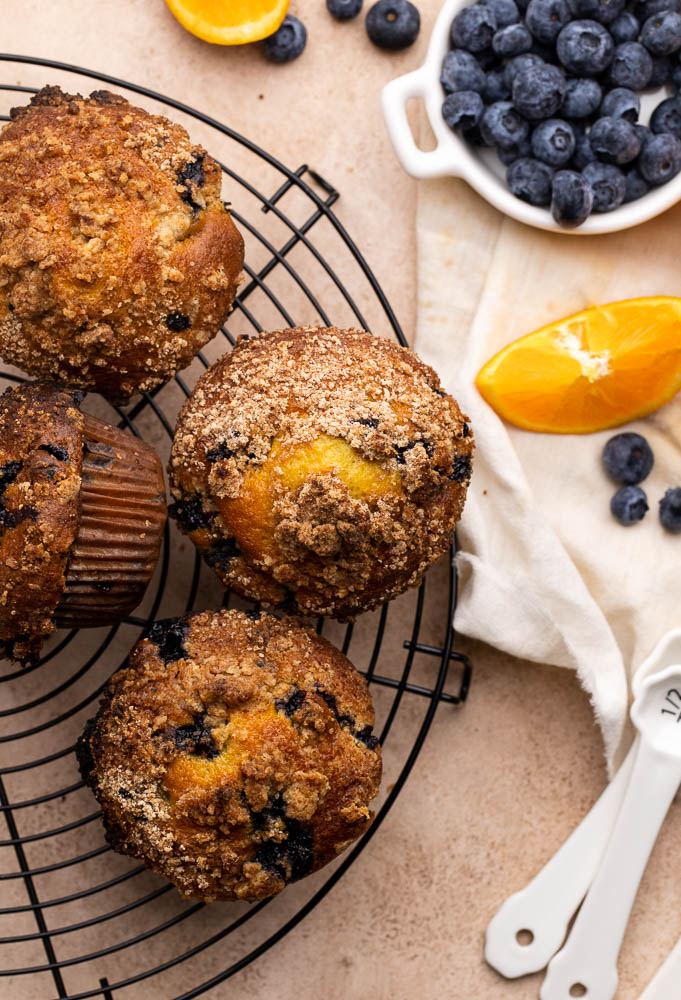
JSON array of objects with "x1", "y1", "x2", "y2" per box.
[
  {"x1": 475, "y1": 297, "x2": 681, "y2": 434},
  {"x1": 164, "y1": 0, "x2": 289, "y2": 45}
]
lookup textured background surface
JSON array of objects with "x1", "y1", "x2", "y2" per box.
[{"x1": 2, "y1": 2, "x2": 680, "y2": 997}]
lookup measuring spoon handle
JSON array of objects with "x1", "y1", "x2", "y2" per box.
[
  {"x1": 541, "y1": 738, "x2": 681, "y2": 1000},
  {"x1": 485, "y1": 741, "x2": 637, "y2": 978}
]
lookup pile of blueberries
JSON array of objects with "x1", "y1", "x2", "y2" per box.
[
  {"x1": 441, "y1": 0, "x2": 681, "y2": 225},
  {"x1": 602, "y1": 432, "x2": 681, "y2": 529}
]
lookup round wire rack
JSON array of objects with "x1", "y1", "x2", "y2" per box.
[{"x1": 0, "y1": 56, "x2": 472, "y2": 1000}]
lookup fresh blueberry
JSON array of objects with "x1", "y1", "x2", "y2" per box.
[
  {"x1": 568, "y1": 0, "x2": 626, "y2": 23},
  {"x1": 640, "y1": 11, "x2": 681, "y2": 55},
  {"x1": 482, "y1": 0, "x2": 521, "y2": 25},
  {"x1": 635, "y1": 0, "x2": 680, "y2": 16},
  {"x1": 443, "y1": 91, "x2": 485, "y2": 131},
  {"x1": 557, "y1": 20, "x2": 615, "y2": 75},
  {"x1": 648, "y1": 54, "x2": 672, "y2": 86},
  {"x1": 481, "y1": 100, "x2": 531, "y2": 147},
  {"x1": 623, "y1": 166, "x2": 650, "y2": 200},
  {"x1": 531, "y1": 118, "x2": 576, "y2": 164},
  {"x1": 572, "y1": 127, "x2": 597, "y2": 166},
  {"x1": 441, "y1": 49, "x2": 487, "y2": 93},
  {"x1": 610, "y1": 485, "x2": 649, "y2": 525},
  {"x1": 262, "y1": 15, "x2": 307, "y2": 62},
  {"x1": 659, "y1": 487, "x2": 681, "y2": 533},
  {"x1": 638, "y1": 131, "x2": 681, "y2": 184},
  {"x1": 609, "y1": 11, "x2": 640, "y2": 42},
  {"x1": 525, "y1": 0, "x2": 571, "y2": 42},
  {"x1": 498, "y1": 136, "x2": 533, "y2": 161},
  {"x1": 507, "y1": 156, "x2": 555, "y2": 203},
  {"x1": 600, "y1": 87, "x2": 639, "y2": 122},
  {"x1": 672, "y1": 62, "x2": 681, "y2": 93},
  {"x1": 609, "y1": 41, "x2": 653, "y2": 87},
  {"x1": 327, "y1": 0, "x2": 363, "y2": 18},
  {"x1": 450, "y1": 4, "x2": 497, "y2": 51},
  {"x1": 582, "y1": 161, "x2": 627, "y2": 209},
  {"x1": 551, "y1": 169, "x2": 594, "y2": 223},
  {"x1": 562, "y1": 77, "x2": 603, "y2": 119},
  {"x1": 504, "y1": 51, "x2": 545, "y2": 87},
  {"x1": 366, "y1": 0, "x2": 420, "y2": 48},
  {"x1": 476, "y1": 46, "x2": 502, "y2": 69},
  {"x1": 512, "y1": 63, "x2": 566, "y2": 119},
  {"x1": 650, "y1": 97, "x2": 681, "y2": 139},
  {"x1": 589, "y1": 115, "x2": 641, "y2": 163},
  {"x1": 484, "y1": 66, "x2": 512, "y2": 100},
  {"x1": 634, "y1": 122, "x2": 651, "y2": 146},
  {"x1": 493, "y1": 23, "x2": 533, "y2": 55}
]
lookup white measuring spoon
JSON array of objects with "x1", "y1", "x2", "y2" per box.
[
  {"x1": 541, "y1": 663, "x2": 681, "y2": 1000},
  {"x1": 485, "y1": 740, "x2": 637, "y2": 978}
]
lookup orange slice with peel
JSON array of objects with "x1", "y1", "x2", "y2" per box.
[
  {"x1": 475, "y1": 297, "x2": 681, "y2": 434},
  {"x1": 164, "y1": 0, "x2": 289, "y2": 45}
]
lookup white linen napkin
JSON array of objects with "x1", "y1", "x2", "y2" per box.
[{"x1": 415, "y1": 175, "x2": 681, "y2": 771}]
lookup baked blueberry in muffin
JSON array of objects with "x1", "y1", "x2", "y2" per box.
[
  {"x1": 0, "y1": 86, "x2": 244, "y2": 399},
  {"x1": 168, "y1": 326, "x2": 473, "y2": 619},
  {"x1": 0, "y1": 381, "x2": 166, "y2": 661},
  {"x1": 77, "y1": 609, "x2": 382, "y2": 901}
]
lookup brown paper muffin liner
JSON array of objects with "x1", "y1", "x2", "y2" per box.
[{"x1": 55, "y1": 415, "x2": 167, "y2": 628}]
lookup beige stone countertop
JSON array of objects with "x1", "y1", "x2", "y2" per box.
[{"x1": 2, "y1": 2, "x2": 681, "y2": 998}]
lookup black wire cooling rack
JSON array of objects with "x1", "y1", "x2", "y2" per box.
[{"x1": 0, "y1": 56, "x2": 472, "y2": 1000}]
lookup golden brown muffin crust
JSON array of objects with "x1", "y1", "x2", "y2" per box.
[
  {"x1": 169, "y1": 326, "x2": 473, "y2": 618},
  {"x1": 0, "y1": 381, "x2": 83, "y2": 660},
  {"x1": 77, "y1": 609, "x2": 382, "y2": 902},
  {"x1": 0, "y1": 86, "x2": 244, "y2": 399}
]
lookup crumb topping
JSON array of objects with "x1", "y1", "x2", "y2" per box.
[
  {"x1": 0, "y1": 86, "x2": 244, "y2": 399},
  {"x1": 77, "y1": 608, "x2": 382, "y2": 902},
  {"x1": 169, "y1": 327, "x2": 474, "y2": 618}
]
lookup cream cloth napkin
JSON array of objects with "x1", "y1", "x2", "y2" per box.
[{"x1": 415, "y1": 176, "x2": 681, "y2": 771}]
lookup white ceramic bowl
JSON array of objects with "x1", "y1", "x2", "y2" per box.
[{"x1": 381, "y1": 0, "x2": 681, "y2": 235}]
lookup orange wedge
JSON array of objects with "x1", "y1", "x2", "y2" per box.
[
  {"x1": 164, "y1": 0, "x2": 289, "y2": 45},
  {"x1": 475, "y1": 297, "x2": 681, "y2": 434}
]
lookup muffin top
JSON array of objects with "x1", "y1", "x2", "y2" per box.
[
  {"x1": 169, "y1": 326, "x2": 473, "y2": 617},
  {"x1": 0, "y1": 86, "x2": 244, "y2": 398},
  {"x1": 77, "y1": 609, "x2": 382, "y2": 902},
  {"x1": 0, "y1": 382, "x2": 84, "y2": 660}
]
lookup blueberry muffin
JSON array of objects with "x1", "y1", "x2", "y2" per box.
[
  {"x1": 168, "y1": 326, "x2": 473, "y2": 619},
  {"x1": 0, "y1": 382, "x2": 166, "y2": 661},
  {"x1": 0, "y1": 86, "x2": 244, "y2": 399},
  {"x1": 77, "y1": 609, "x2": 381, "y2": 902}
]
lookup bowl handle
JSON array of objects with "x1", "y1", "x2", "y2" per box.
[{"x1": 382, "y1": 70, "x2": 463, "y2": 180}]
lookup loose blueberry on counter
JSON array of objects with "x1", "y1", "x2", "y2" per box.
[
  {"x1": 589, "y1": 116, "x2": 641, "y2": 163},
  {"x1": 582, "y1": 161, "x2": 627, "y2": 209},
  {"x1": 483, "y1": 0, "x2": 521, "y2": 26},
  {"x1": 639, "y1": 11, "x2": 681, "y2": 55},
  {"x1": 493, "y1": 22, "x2": 533, "y2": 55},
  {"x1": 512, "y1": 63, "x2": 566, "y2": 119},
  {"x1": 649, "y1": 54, "x2": 672, "y2": 86},
  {"x1": 610, "y1": 11, "x2": 640, "y2": 42},
  {"x1": 611, "y1": 485, "x2": 649, "y2": 525},
  {"x1": 602, "y1": 432, "x2": 654, "y2": 484},
  {"x1": 327, "y1": 0, "x2": 363, "y2": 19},
  {"x1": 568, "y1": 0, "x2": 626, "y2": 23},
  {"x1": 659, "y1": 487, "x2": 681, "y2": 533},
  {"x1": 551, "y1": 169, "x2": 594, "y2": 223},
  {"x1": 484, "y1": 66, "x2": 513, "y2": 101},
  {"x1": 600, "y1": 87, "x2": 639, "y2": 122},
  {"x1": 623, "y1": 165, "x2": 650, "y2": 200},
  {"x1": 562, "y1": 77, "x2": 603, "y2": 119},
  {"x1": 556, "y1": 20, "x2": 615, "y2": 75},
  {"x1": 262, "y1": 15, "x2": 307, "y2": 62},
  {"x1": 650, "y1": 97, "x2": 681, "y2": 139},
  {"x1": 525, "y1": 0, "x2": 571, "y2": 42},
  {"x1": 366, "y1": 0, "x2": 421, "y2": 48},
  {"x1": 450, "y1": 4, "x2": 497, "y2": 51},
  {"x1": 507, "y1": 156, "x2": 555, "y2": 203},
  {"x1": 443, "y1": 91, "x2": 485, "y2": 131},
  {"x1": 481, "y1": 100, "x2": 531, "y2": 147},
  {"x1": 609, "y1": 41, "x2": 653, "y2": 88},
  {"x1": 441, "y1": 49, "x2": 487, "y2": 93},
  {"x1": 639, "y1": 131, "x2": 681, "y2": 184},
  {"x1": 531, "y1": 118, "x2": 576, "y2": 165}
]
